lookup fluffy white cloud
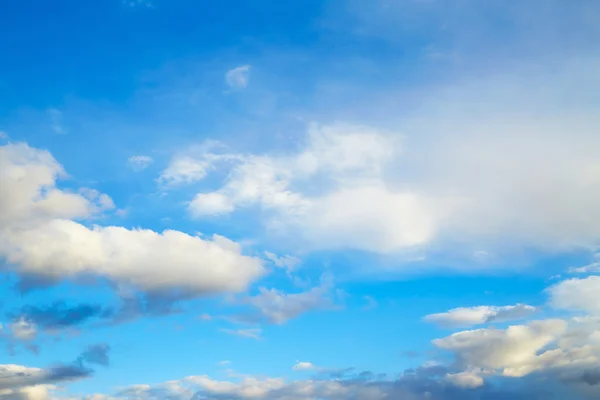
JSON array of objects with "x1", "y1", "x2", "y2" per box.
[
  {"x1": 434, "y1": 320, "x2": 568, "y2": 377},
  {"x1": 0, "y1": 142, "x2": 265, "y2": 296},
  {"x1": 127, "y1": 155, "x2": 153, "y2": 171},
  {"x1": 424, "y1": 304, "x2": 538, "y2": 328},
  {"x1": 225, "y1": 65, "x2": 251, "y2": 89},
  {"x1": 548, "y1": 276, "x2": 600, "y2": 315},
  {"x1": 180, "y1": 123, "x2": 436, "y2": 253},
  {"x1": 433, "y1": 317, "x2": 600, "y2": 383}
]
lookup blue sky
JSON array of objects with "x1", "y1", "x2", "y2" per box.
[{"x1": 1, "y1": 1, "x2": 600, "y2": 399}]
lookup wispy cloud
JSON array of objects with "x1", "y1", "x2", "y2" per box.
[
  {"x1": 128, "y1": 155, "x2": 154, "y2": 171},
  {"x1": 220, "y1": 328, "x2": 262, "y2": 340},
  {"x1": 48, "y1": 108, "x2": 65, "y2": 134},
  {"x1": 225, "y1": 65, "x2": 251, "y2": 89}
]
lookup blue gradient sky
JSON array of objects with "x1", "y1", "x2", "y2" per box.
[{"x1": 1, "y1": 1, "x2": 600, "y2": 399}]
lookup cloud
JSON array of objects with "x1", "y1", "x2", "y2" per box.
[
  {"x1": 433, "y1": 319, "x2": 569, "y2": 377},
  {"x1": 158, "y1": 142, "x2": 238, "y2": 187},
  {"x1": 48, "y1": 109, "x2": 65, "y2": 135},
  {"x1": 264, "y1": 252, "x2": 301, "y2": 272},
  {"x1": 225, "y1": 65, "x2": 251, "y2": 89},
  {"x1": 292, "y1": 361, "x2": 317, "y2": 371},
  {"x1": 4, "y1": 318, "x2": 38, "y2": 341},
  {"x1": 548, "y1": 276, "x2": 600, "y2": 315},
  {"x1": 56, "y1": 366, "x2": 589, "y2": 400},
  {"x1": 445, "y1": 372, "x2": 484, "y2": 389},
  {"x1": 0, "y1": 363, "x2": 90, "y2": 392},
  {"x1": 168, "y1": 52, "x2": 600, "y2": 258},
  {"x1": 424, "y1": 304, "x2": 538, "y2": 328},
  {"x1": 0, "y1": 142, "x2": 265, "y2": 298},
  {"x1": 240, "y1": 280, "x2": 338, "y2": 325},
  {"x1": 183, "y1": 123, "x2": 435, "y2": 253},
  {"x1": 9, "y1": 302, "x2": 110, "y2": 331},
  {"x1": 569, "y1": 254, "x2": 600, "y2": 274},
  {"x1": 220, "y1": 328, "x2": 262, "y2": 340},
  {"x1": 77, "y1": 343, "x2": 111, "y2": 367},
  {"x1": 127, "y1": 155, "x2": 153, "y2": 171}
]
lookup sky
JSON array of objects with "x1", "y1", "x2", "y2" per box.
[{"x1": 1, "y1": 0, "x2": 600, "y2": 399}]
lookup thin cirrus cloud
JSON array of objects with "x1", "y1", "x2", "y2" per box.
[
  {"x1": 128, "y1": 155, "x2": 153, "y2": 171},
  {"x1": 220, "y1": 328, "x2": 262, "y2": 340},
  {"x1": 225, "y1": 65, "x2": 251, "y2": 89}
]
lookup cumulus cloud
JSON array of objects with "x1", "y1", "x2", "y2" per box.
[
  {"x1": 180, "y1": 123, "x2": 436, "y2": 253},
  {"x1": 433, "y1": 319, "x2": 569, "y2": 377},
  {"x1": 127, "y1": 155, "x2": 153, "y2": 171},
  {"x1": 424, "y1": 304, "x2": 538, "y2": 328},
  {"x1": 548, "y1": 276, "x2": 600, "y2": 315},
  {"x1": 0, "y1": 142, "x2": 265, "y2": 298},
  {"x1": 54, "y1": 367, "x2": 587, "y2": 400},
  {"x1": 225, "y1": 65, "x2": 251, "y2": 89}
]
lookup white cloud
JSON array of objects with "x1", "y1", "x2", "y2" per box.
[
  {"x1": 444, "y1": 371, "x2": 484, "y2": 389},
  {"x1": 264, "y1": 252, "x2": 301, "y2": 271},
  {"x1": 432, "y1": 316, "x2": 600, "y2": 384},
  {"x1": 424, "y1": 304, "x2": 538, "y2": 328},
  {"x1": 189, "y1": 192, "x2": 235, "y2": 216},
  {"x1": 225, "y1": 65, "x2": 251, "y2": 89},
  {"x1": 0, "y1": 142, "x2": 265, "y2": 296},
  {"x1": 171, "y1": 55, "x2": 600, "y2": 258},
  {"x1": 158, "y1": 155, "x2": 211, "y2": 186},
  {"x1": 7, "y1": 318, "x2": 38, "y2": 341},
  {"x1": 184, "y1": 123, "x2": 436, "y2": 253},
  {"x1": 569, "y1": 254, "x2": 600, "y2": 274},
  {"x1": 220, "y1": 328, "x2": 262, "y2": 340},
  {"x1": 548, "y1": 276, "x2": 600, "y2": 315},
  {"x1": 292, "y1": 361, "x2": 317, "y2": 371},
  {"x1": 128, "y1": 155, "x2": 153, "y2": 171},
  {"x1": 243, "y1": 281, "x2": 336, "y2": 324}
]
